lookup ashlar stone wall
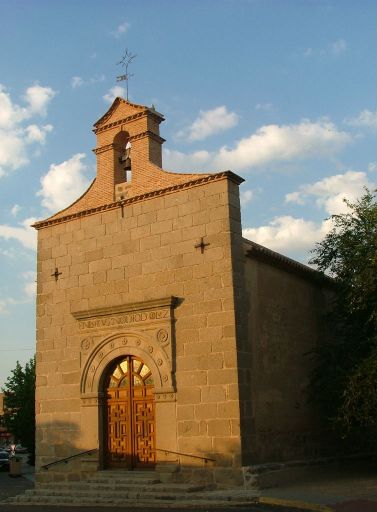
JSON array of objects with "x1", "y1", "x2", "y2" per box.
[
  {"x1": 35, "y1": 175, "x2": 245, "y2": 486},
  {"x1": 244, "y1": 255, "x2": 331, "y2": 463}
]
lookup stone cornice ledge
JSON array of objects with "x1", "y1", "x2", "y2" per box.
[
  {"x1": 72, "y1": 296, "x2": 178, "y2": 320},
  {"x1": 33, "y1": 170, "x2": 244, "y2": 229}
]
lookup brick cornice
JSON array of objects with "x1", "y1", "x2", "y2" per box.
[
  {"x1": 33, "y1": 171, "x2": 244, "y2": 230},
  {"x1": 93, "y1": 110, "x2": 163, "y2": 135},
  {"x1": 92, "y1": 143, "x2": 114, "y2": 155},
  {"x1": 130, "y1": 130, "x2": 165, "y2": 144},
  {"x1": 93, "y1": 97, "x2": 164, "y2": 130},
  {"x1": 93, "y1": 131, "x2": 165, "y2": 155}
]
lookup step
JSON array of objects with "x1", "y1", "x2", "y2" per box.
[
  {"x1": 9, "y1": 493, "x2": 259, "y2": 507},
  {"x1": 73, "y1": 476, "x2": 161, "y2": 484},
  {"x1": 35, "y1": 482, "x2": 204, "y2": 493},
  {"x1": 26, "y1": 487, "x2": 207, "y2": 499}
]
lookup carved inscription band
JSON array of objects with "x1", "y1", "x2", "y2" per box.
[{"x1": 79, "y1": 309, "x2": 169, "y2": 331}]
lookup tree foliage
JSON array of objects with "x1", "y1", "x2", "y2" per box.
[
  {"x1": 2, "y1": 358, "x2": 35, "y2": 461},
  {"x1": 309, "y1": 189, "x2": 377, "y2": 443}
]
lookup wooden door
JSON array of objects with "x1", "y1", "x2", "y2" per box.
[{"x1": 105, "y1": 356, "x2": 156, "y2": 469}]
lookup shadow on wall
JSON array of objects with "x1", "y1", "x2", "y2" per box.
[
  {"x1": 35, "y1": 420, "x2": 244, "y2": 487},
  {"x1": 36, "y1": 421, "x2": 86, "y2": 478}
]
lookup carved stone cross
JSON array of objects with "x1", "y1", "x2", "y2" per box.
[
  {"x1": 195, "y1": 237, "x2": 210, "y2": 254},
  {"x1": 51, "y1": 268, "x2": 62, "y2": 281}
]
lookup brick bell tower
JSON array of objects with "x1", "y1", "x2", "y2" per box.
[
  {"x1": 93, "y1": 99, "x2": 166, "y2": 202},
  {"x1": 40, "y1": 97, "x2": 212, "y2": 224}
]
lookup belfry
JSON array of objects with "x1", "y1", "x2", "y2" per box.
[{"x1": 34, "y1": 97, "x2": 331, "y2": 489}]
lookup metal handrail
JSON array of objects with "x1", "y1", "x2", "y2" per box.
[
  {"x1": 156, "y1": 447, "x2": 215, "y2": 463},
  {"x1": 41, "y1": 448, "x2": 98, "y2": 470},
  {"x1": 41, "y1": 446, "x2": 215, "y2": 470}
]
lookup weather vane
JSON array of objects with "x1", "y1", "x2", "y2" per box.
[{"x1": 116, "y1": 49, "x2": 137, "y2": 101}]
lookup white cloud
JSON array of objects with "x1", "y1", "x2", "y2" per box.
[
  {"x1": 111, "y1": 21, "x2": 130, "y2": 38},
  {"x1": 0, "y1": 84, "x2": 24, "y2": 128},
  {"x1": 71, "y1": 74, "x2": 105, "y2": 89},
  {"x1": 255, "y1": 103, "x2": 273, "y2": 112},
  {"x1": 303, "y1": 47, "x2": 314, "y2": 57},
  {"x1": 0, "y1": 84, "x2": 55, "y2": 176},
  {"x1": 303, "y1": 39, "x2": 347, "y2": 58},
  {"x1": 0, "y1": 298, "x2": 16, "y2": 315},
  {"x1": 368, "y1": 162, "x2": 377, "y2": 172},
  {"x1": 179, "y1": 106, "x2": 239, "y2": 142},
  {"x1": 23, "y1": 85, "x2": 56, "y2": 116},
  {"x1": 103, "y1": 86, "x2": 126, "y2": 104},
  {"x1": 164, "y1": 119, "x2": 351, "y2": 173},
  {"x1": 213, "y1": 119, "x2": 351, "y2": 170},
  {"x1": 244, "y1": 168, "x2": 375, "y2": 262},
  {"x1": 37, "y1": 153, "x2": 90, "y2": 212},
  {"x1": 11, "y1": 204, "x2": 20, "y2": 216},
  {"x1": 285, "y1": 170, "x2": 375, "y2": 215},
  {"x1": 345, "y1": 109, "x2": 377, "y2": 130},
  {"x1": 331, "y1": 38, "x2": 347, "y2": 56},
  {"x1": 22, "y1": 271, "x2": 36, "y2": 298},
  {"x1": 71, "y1": 76, "x2": 84, "y2": 89},
  {"x1": 163, "y1": 148, "x2": 211, "y2": 171},
  {"x1": 0, "y1": 129, "x2": 29, "y2": 172},
  {"x1": 0, "y1": 217, "x2": 37, "y2": 250},
  {"x1": 26, "y1": 124, "x2": 53, "y2": 144},
  {"x1": 0, "y1": 271, "x2": 36, "y2": 315},
  {"x1": 243, "y1": 216, "x2": 333, "y2": 260},
  {"x1": 240, "y1": 189, "x2": 255, "y2": 206}
]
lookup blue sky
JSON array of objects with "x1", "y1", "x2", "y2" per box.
[{"x1": 0, "y1": 0, "x2": 376, "y2": 386}]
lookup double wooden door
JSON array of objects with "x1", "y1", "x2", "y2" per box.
[{"x1": 105, "y1": 356, "x2": 156, "y2": 469}]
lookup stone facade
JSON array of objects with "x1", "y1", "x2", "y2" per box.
[{"x1": 34, "y1": 98, "x2": 331, "y2": 488}]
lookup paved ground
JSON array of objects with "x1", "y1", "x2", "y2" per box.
[
  {"x1": 262, "y1": 462, "x2": 377, "y2": 511},
  {"x1": 0, "y1": 506, "x2": 315, "y2": 512},
  {"x1": 1, "y1": 458, "x2": 377, "y2": 511}
]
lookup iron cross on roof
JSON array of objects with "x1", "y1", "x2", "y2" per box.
[
  {"x1": 116, "y1": 49, "x2": 137, "y2": 101},
  {"x1": 195, "y1": 237, "x2": 210, "y2": 254}
]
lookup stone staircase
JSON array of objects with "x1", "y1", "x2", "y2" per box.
[{"x1": 7, "y1": 471, "x2": 259, "y2": 507}]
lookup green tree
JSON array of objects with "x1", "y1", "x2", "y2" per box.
[
  {"x1": 2, "y1": 357, "x2": 35, "y2": 463},
  {"x1": 310, "y1": 189, "x2": 377, "y2": 444}
]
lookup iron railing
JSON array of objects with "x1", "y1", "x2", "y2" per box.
[
  {"x1": 156, "y1": 447, "x2": 215, "y2": 463},
  {"x1": 41, "y1": 448, "x2": 98, "y2": 470},
  {"x1": 41, "y1": 446, "x2": 215, "y2": 470}
]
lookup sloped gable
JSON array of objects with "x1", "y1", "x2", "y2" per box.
[{"x1": 94, "y1": 98, "x2": 148, "y2": 129}]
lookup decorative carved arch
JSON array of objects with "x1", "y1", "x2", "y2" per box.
[{"x1": 80, "y1": 331, "x2": 174, "y2": 403}]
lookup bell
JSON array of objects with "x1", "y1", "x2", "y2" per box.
[{"x1": 123, "y1": 157, "x2": 131, "y2": 171}]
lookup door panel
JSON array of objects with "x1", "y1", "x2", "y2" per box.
[{"x1": 105, "y1": 356, "x2": 156, "y2": 469}]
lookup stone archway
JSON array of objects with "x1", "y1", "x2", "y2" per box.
[
  {"x1": 73, "y1": 298, "x2": 179, "y2": 470},
  {"x1": 80, "y1": 330, "x2": 174, "y2": 401}
]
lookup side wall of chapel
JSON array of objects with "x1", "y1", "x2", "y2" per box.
[{"x1": 244, "y1": 256, "x2": 331, "y2": 464}]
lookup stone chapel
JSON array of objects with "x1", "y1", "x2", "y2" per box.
[{"x1": 34, "y1": 98, "x2": 331, "y2": 488}]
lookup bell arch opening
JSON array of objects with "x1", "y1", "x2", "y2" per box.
[{"x1": 113, "y1": 130, "x2": 132, "y2": 185}]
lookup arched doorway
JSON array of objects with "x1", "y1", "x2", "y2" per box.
[{"x1": 104, "y1": 355, "x2": 156, "y2": 469}]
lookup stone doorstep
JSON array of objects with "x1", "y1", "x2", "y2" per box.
[
  {"x1": 10, "y1": 492, "x2": 260, "y2": 507},
  {"x1": 29, "y1": 483, "x2": 206, "y2": 493},
  {"x1": 8, "y1": 480, "x2": 260, "y2": 507},
  {"x1": 84, "y1": 477, "x2": 162, "y2": 484}
]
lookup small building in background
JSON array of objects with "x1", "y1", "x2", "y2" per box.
[{"x1": 0, "y1": 393, "x2": 12, "y2": 446}]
